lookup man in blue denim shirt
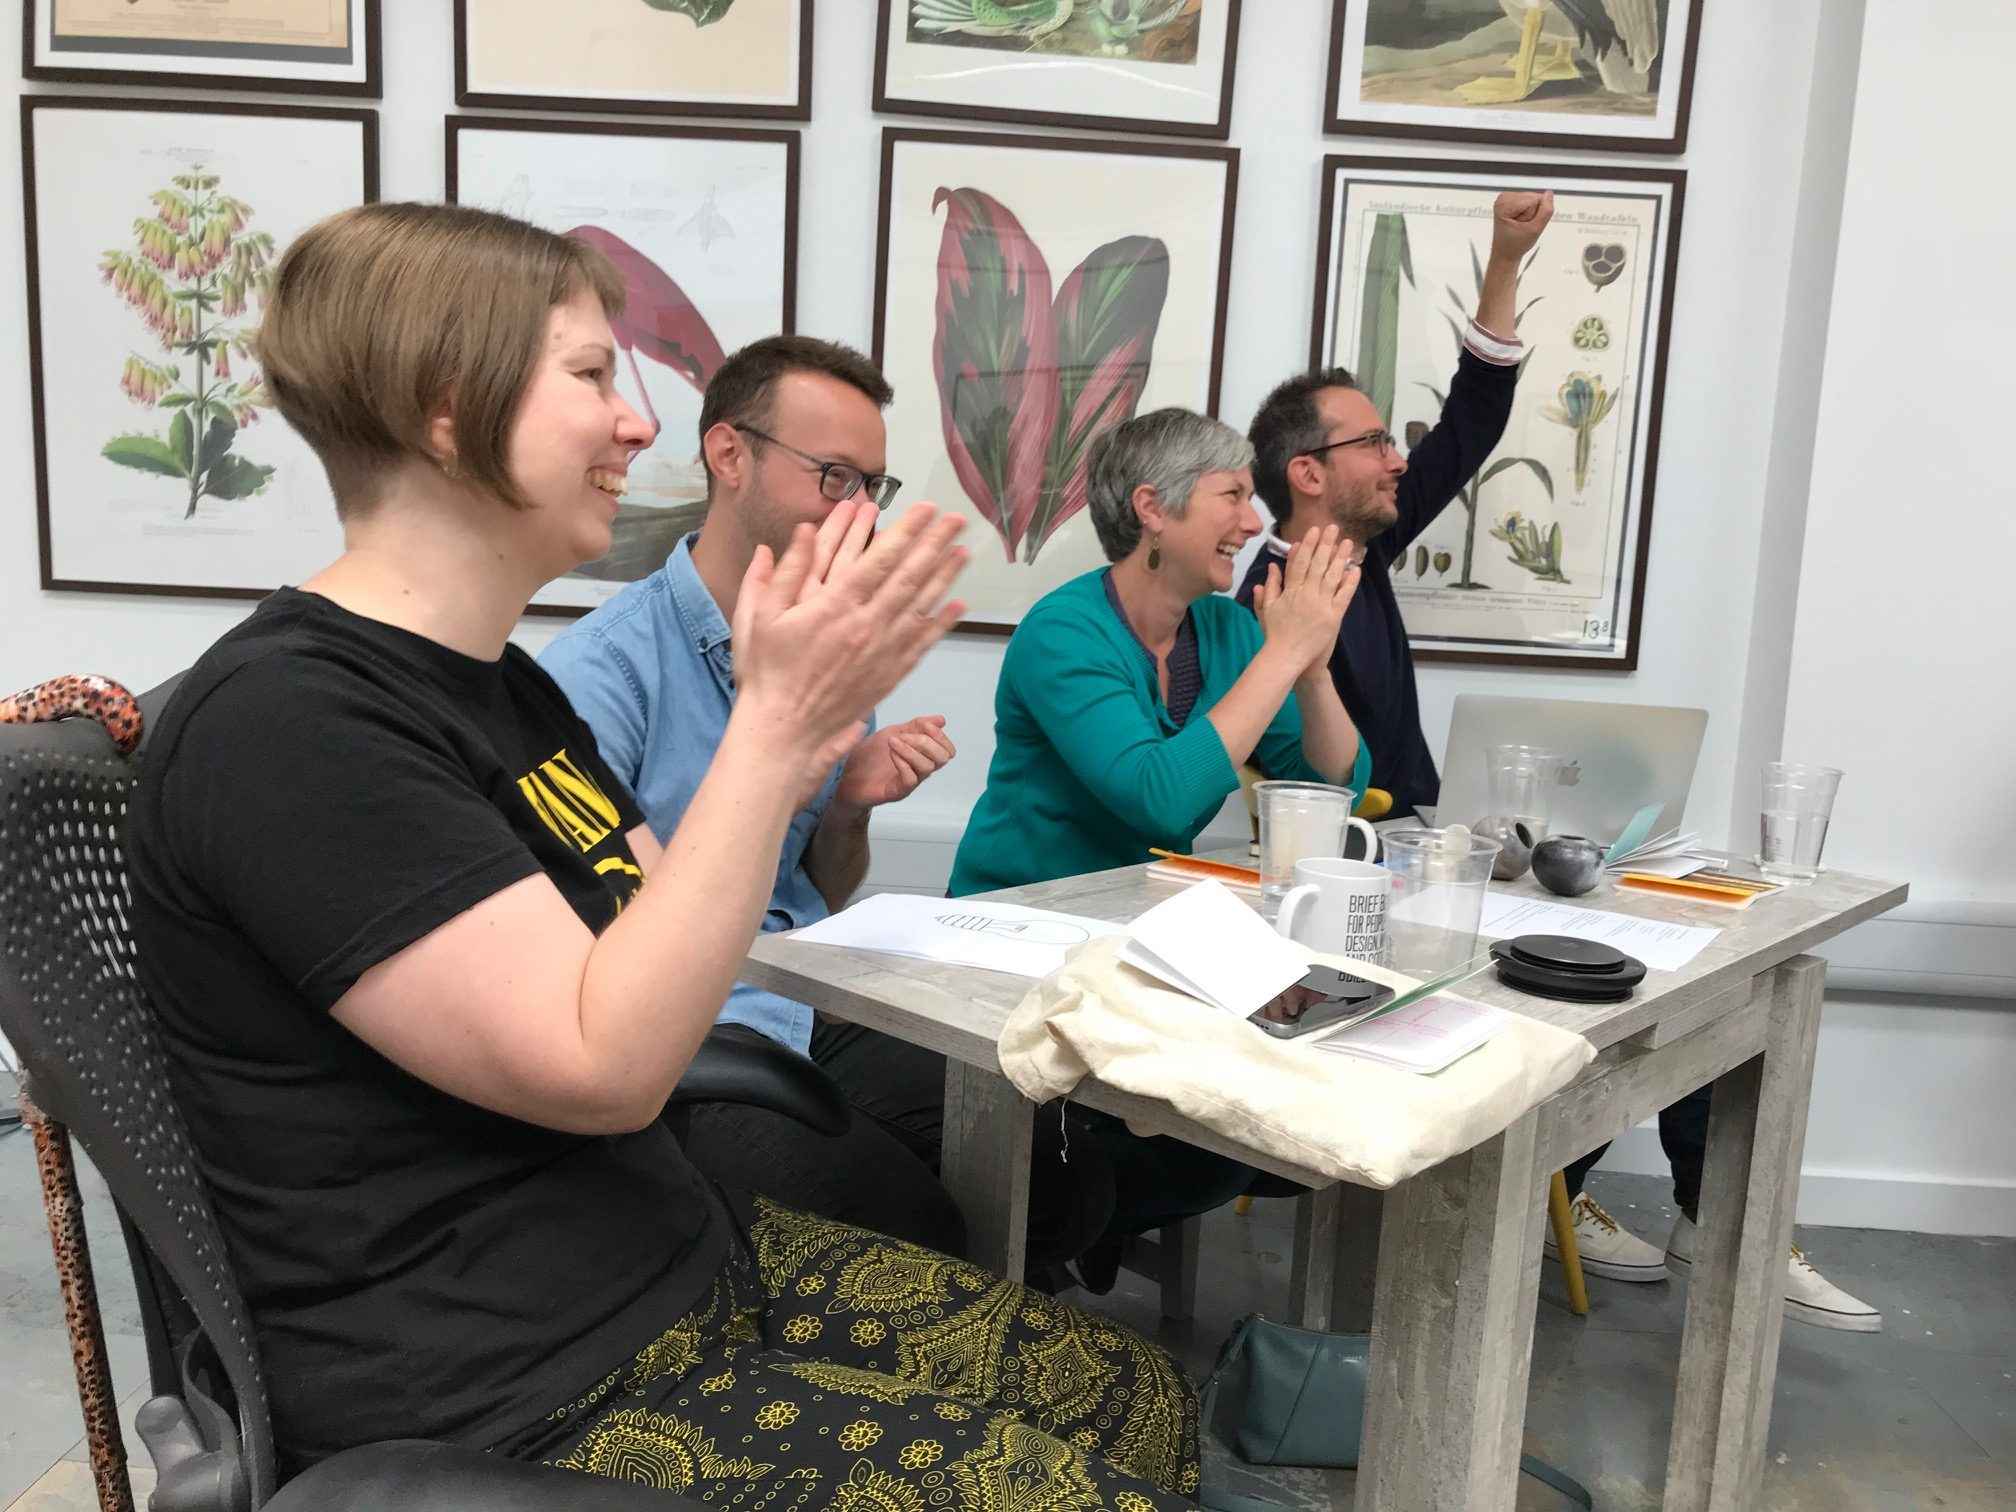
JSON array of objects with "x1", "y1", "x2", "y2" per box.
[{"x1": 542, "y1": 337, "x2": 965, "y2": 1250}]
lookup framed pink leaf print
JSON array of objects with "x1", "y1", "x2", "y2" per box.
[{"x1": 875, "y1": 129, "x2": 1236, "y2": 633}]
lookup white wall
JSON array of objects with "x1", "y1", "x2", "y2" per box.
[
  {"x1": 7, "y1": 2, "x2": 2008, "y2": 1230},
  {"x1": 1597, "y1": 0, "x2": 2016, "y2": 1237}
]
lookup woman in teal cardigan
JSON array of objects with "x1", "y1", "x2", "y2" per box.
[
  {"x1": 951, "y1": 408, "x2": 1369, "y2": 897},
  {"x1": 947, "y1": 407, "x2": 1368, "y2": 1292}
]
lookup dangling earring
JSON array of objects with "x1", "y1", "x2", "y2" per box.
[
  {"x1": 1147, "y1": 533, "x2": 1163, "y2": 572},
  {"x1": 439, "y1": 453, "x2": 462, "y2": 483}
]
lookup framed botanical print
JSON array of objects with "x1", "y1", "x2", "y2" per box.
[
  {"x1": 1324, "y1": 0, "x2": 1704, "y2": 154},
  {"x1": 446, "y1": 116, "x2": 799, "y2": 615},
  {"x1": 455, "y1": 0, "x2": 813, "y2": 121},
  {"x1": 875, "y1": 0, "x2": 1241, "y2": 139},
  {"x1": 24, "y1": 0, "x2": 381, "y2": 97},
  {"x1": 23, "y1": 96, "x2": 378, "y2": 600},
  {"x1": 875, "y1": 128, "x2": 1238, "y2": 633},
  {"x1": 1311, "y1": 155, "x2": 1685, "y2": 668}
]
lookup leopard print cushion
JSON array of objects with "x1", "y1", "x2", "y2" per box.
[{"x1": 0, "y1": 674, "x2": 144, "y2": 754}]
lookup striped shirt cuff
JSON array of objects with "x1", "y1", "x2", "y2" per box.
[{"x1": 1462, "y1": 317, "x2": 1524, "y2": 367}]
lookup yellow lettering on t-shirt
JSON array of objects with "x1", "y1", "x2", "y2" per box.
[{"x1": 517, "y1": 747, "x2": 621, "y2": 853}]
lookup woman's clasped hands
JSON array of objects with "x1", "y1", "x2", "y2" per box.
[{"x1": 1250, "y1": 522, "x2": 1364, "y2": 675}]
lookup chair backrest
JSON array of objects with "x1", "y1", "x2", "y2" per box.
[{"x1": 0, "y1": 675, "x2": 278, "y2": 1505}]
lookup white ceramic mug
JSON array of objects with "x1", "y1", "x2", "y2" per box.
[{"x1": 1273, "y1": 856, "x2": 1393, "y2": 960}]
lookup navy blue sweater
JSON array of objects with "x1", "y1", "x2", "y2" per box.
[{"x1": 1238, "y1": 349, "x2": 1520, "y2": 813}]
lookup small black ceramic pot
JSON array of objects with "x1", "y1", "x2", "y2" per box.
[{"x1": 1531, "y1": 835, "x2": 1605, "y2": 897}]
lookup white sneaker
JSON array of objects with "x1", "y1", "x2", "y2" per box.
[
  {"x1": 1544, "y1": 1192, "x2": 1671, "y2": 1283},
  {"x1": 1666, "y1": 1214, "x2": 1884, "y2": 1333}
]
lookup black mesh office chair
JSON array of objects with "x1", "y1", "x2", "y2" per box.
[{"x1": 0, "y1": 673, "x2": 848, "y2": 1512}]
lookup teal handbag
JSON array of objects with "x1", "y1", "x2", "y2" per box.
[{"x1": 1198, "y1": 1314, "x2": 1593, "y2": 1509}]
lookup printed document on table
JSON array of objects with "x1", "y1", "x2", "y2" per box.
[
  {"x1": 1476, "y1": 893, "x2": 1721, "y2": 972},
  {"x1": 794, "y1": 893, "x2": 1124, "y2": 979},
  {"x1": 1307, "y1": 993, "x2": 1509, "y2": 1074}
]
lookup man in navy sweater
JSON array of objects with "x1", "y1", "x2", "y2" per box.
[{"x1": 1239, "y1": 191, "x2": 1550, "y2": 816}]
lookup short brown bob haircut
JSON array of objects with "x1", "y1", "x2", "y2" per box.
[{"x1": 255, "y1": 201, "x2": 626, "y2": 518}]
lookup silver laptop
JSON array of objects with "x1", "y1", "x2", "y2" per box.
[{"x1": 1421, "y1": 695, "x2": 1709, "y2": 846}]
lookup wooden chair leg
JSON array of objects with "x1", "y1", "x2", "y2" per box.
[
  {"x1": 1233, "y1": 1194, "x2": 1253, "y2": 1216},
  {"x1": 1548, "y1": 1170, "x2": 1591, "y2": 1317},
  {"x1": 22, "y1": 1089, "x2": 137, "y2": 1512}
]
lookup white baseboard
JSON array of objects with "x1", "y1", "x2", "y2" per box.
[{"x1": 1593, "y1": 1127, "x2": 2016, "y2": 1237}]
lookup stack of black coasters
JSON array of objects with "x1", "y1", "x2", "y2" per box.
[{"x1": 1489, "y1": 934, "x2": 1647, "y2": 1003}]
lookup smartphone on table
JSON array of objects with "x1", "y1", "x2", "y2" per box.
[{"x1": 1248, "y1": 965, "x2": 1395, "y2": 1039}]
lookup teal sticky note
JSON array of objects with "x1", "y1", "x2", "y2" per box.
[{"x1": 1604, "y1": 802, "x2": 1664, "y2": 864}]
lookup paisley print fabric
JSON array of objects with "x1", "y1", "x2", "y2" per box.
[{"x1": 535, "y1": 1199, "x2": 1200, "y2": 1507}]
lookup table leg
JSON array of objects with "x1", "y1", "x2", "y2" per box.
[
  {"x1": 940, "y1": 1059, "x2": 1033, "y2": 1281},
  {"x1": 1664, "y1": 955, "x2": 1826, "y2": 1511},
  {"x1": 1358, "y1": 1110, "x2": 1547, "y2": 1512},
  {"x1": 1290, "y1": 1185, "x2": 1341, "y2": 1330},
  {"x1": 1289, "y1": 1183, "x2": 1385, "y2": 1333}
]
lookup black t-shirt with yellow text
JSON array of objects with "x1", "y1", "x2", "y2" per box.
[{"x1": 128, "y1": 588, "x2": 726, "y2": 1474}]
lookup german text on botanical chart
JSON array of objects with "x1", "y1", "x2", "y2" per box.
[{"x1": 1323, "y1": 168, "x2": 1673, "y2": 662}]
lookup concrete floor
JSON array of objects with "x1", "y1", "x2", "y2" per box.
[{"x1": 1, "y1": 1129, "x2": 2008, "y2": 1510}]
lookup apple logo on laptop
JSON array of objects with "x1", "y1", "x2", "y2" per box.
[{"x1": 1557, "y1": 762, "x2": 1582, "y2": 787}]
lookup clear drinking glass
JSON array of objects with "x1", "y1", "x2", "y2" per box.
[
  {"x1": 1378, "y1": 826, "x2": 1503, "y2": 980},
  {"x1": 1758, "y1": 762, "x2": 1843, "y2": 882},
  {"x1": 1254, "y1": 780, "x2": 1375, "y2": 906},
  {"x1": 1484, "y1": 744, "x2": 1570, "y2": 840}
]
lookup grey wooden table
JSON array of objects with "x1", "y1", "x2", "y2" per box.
[{"x1": 744, "y1": 860, "x2": 1905, "y2": 1511}]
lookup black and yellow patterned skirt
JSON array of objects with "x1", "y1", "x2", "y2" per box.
[{"x1": 533, "y1": 1196, "x2": 1201, "y2": 1508}]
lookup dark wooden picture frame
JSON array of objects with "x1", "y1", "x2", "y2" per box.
[
  {"x1": 446, "y1": 115, "x2": 801, "y2": 620},
  {"x1": 1322, "y1": 0, "x2": 1704, "y2": 156},
  {"x1": 1310, "y1": 153, "x2": 1686, "y2": 671},
  {"x1": 23, "y1": 95, "x2": 380, "y2": 602},
  {"x1": 454, "y1": 0, "x2": 814, "y2": 122},
  {"x1": 874, "y1": 126, "x2": 1240, "y2": 635},
  {"x1": 873, "y1": 0, "x2": 1242, "y2": 140},
  {"x1": 23, "y1": 0, "x2": 382, "y2": 98}
]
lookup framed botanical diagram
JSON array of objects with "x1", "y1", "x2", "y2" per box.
[
  {"x1": 1324, "y1": 0, "x2": 1704, "y2": 154},
  {"x1": 455, "y1": 0, "x2": 812, "y2": 120},
  {"x1": 875, "y1": 1, "x2": 1242, "y2": 139},
  {"x1": 1311, "y1": 155, "x2": 1685, "y2": 669},
  {"x1": 446, "y1": 117, "x2": 799, "y2": 616},
  {"x1": 24, "y1": 0, "x2": 380, "y2": 96},
  {"x1": 23, "y1": 97, "x2": 378, "y2": 600},
  {"x1": 875, "y1": 128, "x2": 1238, "y2": 633}
]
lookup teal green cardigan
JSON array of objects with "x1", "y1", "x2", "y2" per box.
[{"x1": 949, "y1": 569, "x2": 1372, "y2": 897}]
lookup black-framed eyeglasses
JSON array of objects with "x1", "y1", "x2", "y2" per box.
[
  {"x1": 735, "y1": 425, "x2": 902, "y2": 509},
  {"x1": 1300, "y1": 429, "x2": 1398, "y2": 461}
]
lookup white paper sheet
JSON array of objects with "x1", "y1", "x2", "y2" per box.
[
  {"x1": 1120, "y1": 879, "x2": 1309, "y2": 1017},
  {"x1": 793, "y1": 893, "x2": 1125, "y2": 979},
  {"x1": 1476, "y1": 893, "x2": 1721, "y2": 972}
]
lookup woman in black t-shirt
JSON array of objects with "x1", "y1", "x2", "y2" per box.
[{"x1": 126, "y1": 203, "x2": 1202, "y2": 1505}]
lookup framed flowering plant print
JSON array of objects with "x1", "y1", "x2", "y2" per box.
[{"x1": 23, "y1": 96, "x2": 378, "y2": 599}]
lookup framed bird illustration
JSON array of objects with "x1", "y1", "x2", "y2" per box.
[
  {"x1": 875, "y1": 1, "x2": 1244, "y2": 139},
  {"x1": 1324, "y1": 0, "x2": 1704, "y2": 154}
]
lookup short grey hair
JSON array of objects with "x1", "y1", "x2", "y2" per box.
[{"x1": 1086, "y1": 407, "x2": 1255, "y2": 563}]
